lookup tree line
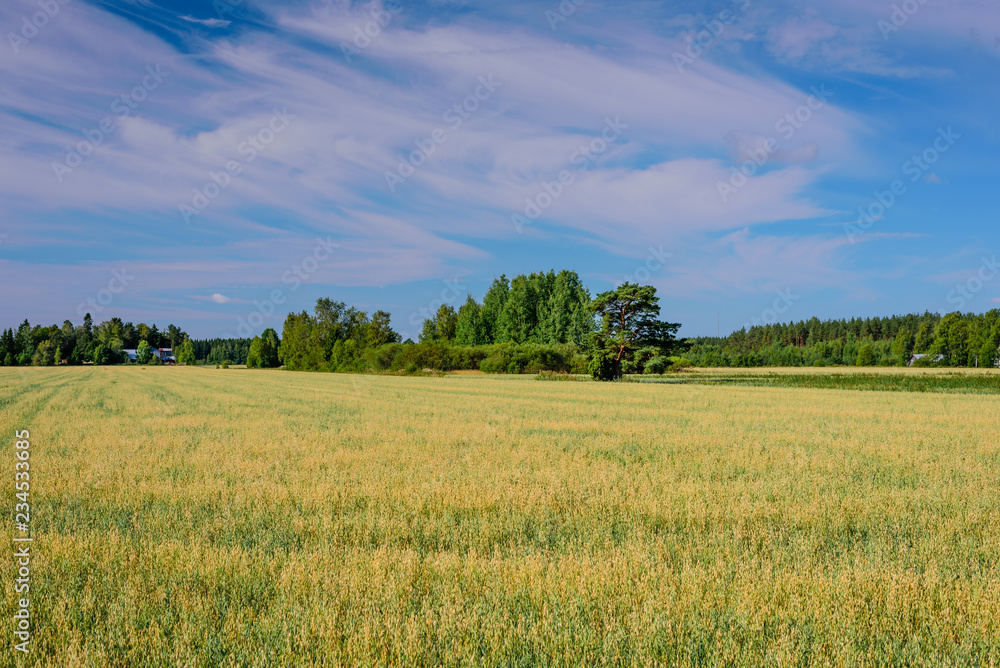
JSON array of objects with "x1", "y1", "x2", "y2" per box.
[
  {"x1": 0, "y1": 315, "x2": 251, "y2": 367},
  {"x1": 686, "y1": 310, "x2": 1000, "y2": 367},
  {"x1": 5, "y1": 273, "x2": 999, "y2": 375}
]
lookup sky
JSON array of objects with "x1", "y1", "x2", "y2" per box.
[{"x1": 1, "y1": 0, "x2": 998, "y2": 340}]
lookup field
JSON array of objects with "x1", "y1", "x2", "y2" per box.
[{"x1": 2, "y1": 366, "x2": 1000, "y2": 667}]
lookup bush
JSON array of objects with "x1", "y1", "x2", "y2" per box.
[
  {"x1": 588, "y1": 350, "x2": 620, "y2": 381},
  {"x1": 668, "y1": 357, "x2": 693, "y2": 372},
  {"x1": 535, "y1": 370, "x2": 578, "y2": 381},
  {"x1": 479, "y1": 343, "x2": 570, "y2": 374},
  {"x1": 643, "y1": 356, "x2": 670, "y2": 375}
]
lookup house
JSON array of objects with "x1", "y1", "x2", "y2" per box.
[
  {"x1": 154, "y1": 347, "x2": 176, "y2": 363},
  {"x1": 122, "y1": 347, "x2": 176, "y2": 363},
  {"x1": 907, "y1": 353, "x2": 945, "y2": 367}
]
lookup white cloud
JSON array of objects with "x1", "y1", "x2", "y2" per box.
[
  {"x1": 767, "y1": 17, "x2": 839, "y2": 60},
  {"x1": 180, "y1": 15, "x2": 231, "y2": 28}
]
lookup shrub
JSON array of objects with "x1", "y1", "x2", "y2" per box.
[
  {"x1": 643, "y1": 356, "x2": 670, "y2": 375},
  {"x1": 480, "y1": 343, "x2": 570, "y2": 374},
  {"x1": 588, "y1": 349, "x2": 619, "y2": 381},
  {"x1": 668, "y1": 357, "x2": 693, "y2": 372},
  {"x1": 535, "y1": 370, "x2": 580, "y2": 381}
]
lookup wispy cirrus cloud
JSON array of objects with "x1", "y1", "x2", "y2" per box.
[{"x1": 0, "y1": 0, "x2": 995, "y2": 335}]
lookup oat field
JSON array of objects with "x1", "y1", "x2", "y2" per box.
[{"x1": 2, "y1": 366, "x2": 999, "y2": 667}]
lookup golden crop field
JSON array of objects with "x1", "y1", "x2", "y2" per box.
[{"x1": 2, "y1": 366, "x2": 999, "y2": 667}]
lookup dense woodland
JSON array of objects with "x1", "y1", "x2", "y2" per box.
[
  {"x1": 3, "y1": 271, "x2": 1000, "y2": 374},
  {"x1": 687, "y1": 311, "x2": 1000, "y2": 368}
]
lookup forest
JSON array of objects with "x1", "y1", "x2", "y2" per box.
[{"x1": 686, "y1": 311, "x2": 1000, "y2": 368}]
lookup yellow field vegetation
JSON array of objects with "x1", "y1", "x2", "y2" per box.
[{"x1": 2, "y1": 366, "x2": 999, "y2": 666}]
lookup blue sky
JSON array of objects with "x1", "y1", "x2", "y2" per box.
[{"x1": 1, "y1": 0, "x2": 998, "y2": 340}]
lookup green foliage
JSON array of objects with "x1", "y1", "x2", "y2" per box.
[
  {"x1": 588, "y1": 348, "x2": 619, "y2": 381},
  {"x1": 367, "y1": 311, "x2": 400, "y2": 348},
  {"x1": 176, "y1": 338, "x2": 196, "y2": 365},
  {"x1": 328, "y1": 339, "x2": 365, "y2": 372},
  {"x1": 31, "y1": 340, "x2": 57, "y2": 366},
  {"x1": 246, "y1": 338, "x2": 263, "y2": 368},
  {"x1": 588, "y1": 283, "x2": 681, "y2": 381},
  {"x1": 643, "y1": 355, "x2": 671, "y2": 375},
  {"x1": 191, "y1": 338, "x2": 251, "y2": 365},
  {"x1": 534, "y1": 370, "x2": 579, "y2": 381},
  {"x1": 137, "y1": 340, "x2": 152, "y2": 365},
  {"x1": 644, "y1": 372, "x2": 1000, "y2": 394},
  {"x1": 353, "y1": 341, "x2": 580, "y2": 374},
  {"x1": 479, "y1": 275, "x2": 509, "y2": 344},
  {"x1": 278, "y1": 311, "x2": 325, "y2": 371},
  {"x1": 855, "y1": 344, "x2": 876, "y2": 367},
  {"x1": 455, "y1": 296, "x2": 484, "y2": 346},
  {"x1": 246, "y1": 330, "x2": 281, "y2": 369},
  {"x1": 478, "y1": 342, "x2": 570, "y2": 374},
  {"x1": 92, "y1": 344, "x2": 112, "y2": 365},
  {"x1": 684, "y1": 310, "x2": 1000, "y2": 369},
  {"x1": 419, "y1": 305, "x2": 458, "y2": 343}
]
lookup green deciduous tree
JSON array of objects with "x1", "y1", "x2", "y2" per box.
[
  {"x1": 137, "y1": 340, "x2": 152, "y2": 364},
  {"x1": 366, "y1": 311, "x2": 399, "y2": 348},
  {"x1": 913, "y1": 322, "x2": 934, "y2": 354},
  {"x1": 32, "y1": 340, "x2": 57, "y2": 366},
  {"x1": 479, "y1": 276, "x2": 509, "y2": 344},
  {"x1": 855, "y1": 343, "x2": 876, "y2": 366},
  {"x1": 419, "y1": 305, "x2": 458, "y2": 342},
  {"x1": 456, "y1": 296, "x2": 484, "y2": 346},
  {"x1": 279, "y1": 312, "x2": 324, "y2": 371},
  {"x1": 176, "y1": 338, "x2": 196, "y2": 365}
]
